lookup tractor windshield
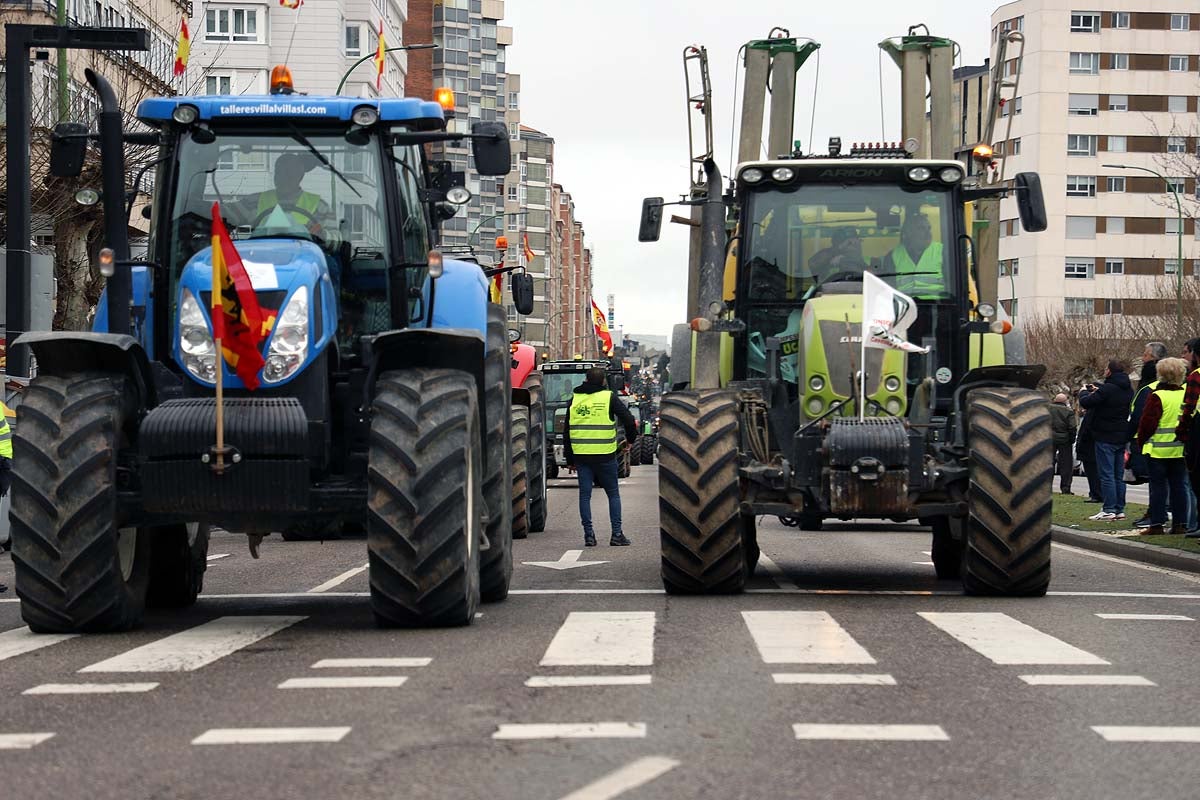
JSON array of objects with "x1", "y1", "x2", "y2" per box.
[{"x1": 544, "y1": 371, "x2": 586, "y2": 434}]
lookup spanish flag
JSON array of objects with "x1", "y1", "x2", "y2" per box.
[
  {"x1": 279, "y1": 0, "x2": 303, "y2": 7},
  {"x1": 489, "y1": 258, "x2": 504, "y2": 305},
  {"x1": 374, "y1": 21, "x2": 386, "y2": 91},
  {"x1": 591, "y1": 299, "x2": 613, "y2": 356},
  {"x1": 522, "y1": 233, "x2": 535, "y2": 264},
  {"x1": 173, "y1": 18, "x2": 190, "y2": 77},
  {"x1": 211, "y1": 202, "x2": 277, "y2": 390}
]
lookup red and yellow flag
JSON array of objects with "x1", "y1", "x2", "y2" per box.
[
  {"x1": 591, "y1": 299, "x2": 613, "y2": 356},
  {"x1": 279, "y1": 0, "x2": 303, "y2": 7},
  {"x1": 522, "y1": 233, "x2": 535, "y2": 264},
  {"x1": 374, "y1": 21, "x2": 386, "y2": 91},
  {"x1": 489, "y1": 257, "x2": 505, "y2": 305},
  {"x1": 173, "y1": 18, "x2": 191, "y2": 77},
  {"x1": 211, "y1": 202, "x2": 277, "y2": 390}
]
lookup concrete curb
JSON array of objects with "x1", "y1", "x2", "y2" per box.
[{"x1": 1052, "y1": 525, "x2": 1200, "y2": 574}]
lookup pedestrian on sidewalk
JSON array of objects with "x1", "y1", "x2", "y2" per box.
[
  {"x1": 1176, "y1": 338, "x2": 1200, "y2": 538},
  {"x1": 563, "y1": 366, "x2": 639, "y2": 547},
  {"x1": 1128, "y1": 342, "x2": 1168, "y2": 487},
  {"x1": 1050, "y1": 393, "x2": 1077, "y2": 494},
  {"x1": 1077, "y1": 389, "x2": 1102, "y2": 503},
  {"x1": 1133, "y1": 357, "x2": 1190, "y2": 535},
  {"x1": 1079, "y1": 360, "x2": 1134, "y2": 521}
]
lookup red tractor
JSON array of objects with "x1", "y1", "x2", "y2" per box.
[{"x1": 509, "y1": 332, "x2": 547, "y2": 535}]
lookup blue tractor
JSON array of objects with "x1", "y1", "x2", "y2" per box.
[{"x1": 11, "y1": 68, "x2": 533, "y2": 631}]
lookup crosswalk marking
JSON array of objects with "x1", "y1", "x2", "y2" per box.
[
  {"x1": 792, "y1": 724, "x2": 948, "y2": 741},
  {"x1": 308, "y1": 564, "x2": 368, "y2": 594},
  {"x1": 23, "y1": 682, "x2": 159, "y2": 695},
  {"x1": 742, "y1": 611, "x2": 875, "y2": 664},
  {"x1": 557, "y1": 756, "x2": 680, "y2": 800},
  {"x1": 278, "y1": 676, "x2": 408, "y2": 689},
  {"x1": 192, "y1": 727, "x2": 351, "y2": 745},
  {"x1": 492, "y1": 723, "x2": 647, "y2": 740},
  {"x1": 1095, "y1": 613, "x2": 1193, "y2": 621},
  {"x1": 919, "y1": 612, "x2": 1109, "y2": 665},
  {"x1": 0, "y1": 733, "x2": 56, "y2": 750},
  {"x1": 772, "y1": 673, "x2": 896, "y2": 685},
  {"x1": 311, "y1": 658, "x2": 431, "y2": 669},
  {"x1": 80, "y1": 616, "x2": 305, "y2": 673},
  {"x1": 1020, "y1": 675, "x2": 1154, "y2": 686},
  {"x1": 540, "y1": 612, "x2": 655, "y2": 667},
  {"x1": 1093, "y1": 726, "x2": 1200, "y2": 743},
  {"x1": 525, "y1": 675, "x2": 652, "y2": 687},
  {"x1": 0, "y1": 628, "x2": 77, "y2": 664}
]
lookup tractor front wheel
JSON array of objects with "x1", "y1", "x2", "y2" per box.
[
  {"x1": 525, "y1": 371, "x2": 548, "y2": 533},
  {"x1": 510, "y1": 406, "x2": 530, "y2": 541},
  {"x1": 147, "y1": 522, "x2": 210, "y2": 608}
]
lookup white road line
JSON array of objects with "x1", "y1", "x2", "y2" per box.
[
  {"x1": 278, "y1": 676, "x2": 408, "y2": 689},
  {"x1": 912, "y1": 561, "x2": 935, "y2": 566},
  {"x1": 757, "y1": 553, "x2": 798, "y2": 590},
  {"x1": 80, "y1": 616, "x2": 305, "y2": 673},
  {"x1": 792, "y1": 724, "x2": 948, "y2": 741},
  {"x1": 772, "y1": 673, "x2": 896, "y2": 685},
  {"x1": 0, "y1": 628, "x2": 77, "y2": 664},
  {"x1": 1053, "y1": 542, "x2": 1200, "y2": 585},
  {"x1": 206, "y1": 553, "x2": 231, "y2": 562},
  {"x1": 540, "y1": 612, "x2": 655, "y2": 667},
  {"x1": 919, "y1": 612, "x2": 1109, "y2": 665},
  {"x1": 311, "y1": 658, "x2": 431, "y2": 669},
  {"x1": 0, "y1": 733, "x2": 55, "y2": 750},
  {"x1": 308, "y1": 564, "x2": 368, "y2": 593},
  {"x1": 557, "y1": 756, "x2": 680, "y2": 800},
  {"x1": 23, "y1": 682, "x2": 159, "y2": 695},
  {"x1": 192, "y1": 727, "x2": 352, "y2": 745},
  {"x1": 492, "y1": 723, "x2": 647, "y2": 740},
  {"x1": 525, "y1": 675, "x2": 652, "y2": 687},
  {"x1": 512, "y1": 589, "x2": 667, "y2": 595},
  {"x1": 1095, "y1": 613, "x2": 1193, "y2": 621},
  {"x1": 1092, "y1": 726, "x2": 1200, "y2": 742},
  {"x1": 1020, "y1": 675, "x2": 1155, "y2": 686},
  {"x1": 742, "y1": 611, "x2": 875, "y2": 665}
]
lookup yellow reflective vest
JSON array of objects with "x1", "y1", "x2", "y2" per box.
[
  {"x1": 1146, "y1": 386, "x2": 1185, "y2": 459},
  {"x1": 0, "y1": 404, "x2": 11, "y2": 459},
  {"x1": 889, "y1": 241, "x2": 944, "y2": 298},
  {"x1": 569, "y1": 390, "x2": 618, "y2": 456},
  {"x1": 256, "y1": 190, "x2": 323, "y2": 227}
]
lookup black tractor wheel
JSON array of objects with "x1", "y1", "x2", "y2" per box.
[
  {"x1": 962, "y1": 387, "x2": 1053, "y2": 597},
  {"x1": 742, "y1": 513, "x2": 760, "y2": 577},
  {"x1": 510, "y1": 406, "x2": 530, "y2": 541},
  {"x1": 10, "y1": 372, "x2": 151, "y2": 632},
  {"x1": 480, "y1": 303, "x2": 514, "y2": 603},
  {"x1": 524, "y1": 371, "x2": 548, "y2": 533},
  {"x1": 367, "y1": 368, "x2": 482, "y2": 627},
  {"x1": 657, "y1": 390, "x2": 746, "y2": 594},
  {"x1": 929, "y1": 518, "x2": 963, "y2": 580},
  {"x1": 617, "y1": 443, "x2": 632, "y2": 479},
  {"x1": 147, "y1": 523, "x2": 210, "y2": 608},
  {"x1": 645, "y1": 436, "x2": 656, "y2": 465}
]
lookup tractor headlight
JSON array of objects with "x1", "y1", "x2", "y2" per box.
[
  {"x1": 352, "y1": 106, "x2": 379, "y2": 126},
  {"x1": 741, "y1": 168, "x2": 765, "y2": 184},
  {"x1": 771, "y1": 167, "x2": 795, "y2": 182},
  {"x1": 263, "y1": 286, "x2": 309, "y2": 384},
  {"x1": 809, "y1": 375, "x2": 825, "y2": 393},
  {"x1": 806, "y1": 397, "x2": 825, "y2": 417},
  {"x1": 172, "y1": 104, "x2": 199, "y2": 125},
  {"x1": 179, "y1": 289, "x2": 217, "y2": 383},
  {"x1": 907, "y1": 167, "x2": 933, "y2": 182},
  {"x1": 886, "y1": 398, "x2": 903, "y2": 416},
  {"x1": 884, "y1": 376, "x2": 902, "y2": 393},
  {"x1": 939, "y1": 167, "x2": 963, "y2": 183}
]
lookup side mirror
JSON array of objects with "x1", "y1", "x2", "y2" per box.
[
  {"x1": 50, "y1": 122, "x2": 90, "y2": 178},
  {"x1": 638, "y1": 197, "x2": 664, "y2": 242},
  {"x1": 434, "y1": 202, "x2": 460, "y2": 222},
  {"x1": 470, "y1": 122, "x2": 512, "y2": 177},
  {"x1": 1015, "y1": 172, "x2": 1047, "y2": 233},
  {"x1": 507, "y1": 328, "x2": 522, "y2": 344},
  {"x1": 511, "y1": 272, "x2": 535, "y2": 315}
]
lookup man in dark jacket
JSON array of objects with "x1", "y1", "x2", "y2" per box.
[
  {"x1": 1127, "y1": 342, "x2": 1167, "y2": 488},
  {"x1": 1049, "y1": 393, "x2": 1077, "y2": 494},
  {"x1": 1079, "y1": 360, "x2": 1135, "y2": 519},
  {"x1": 564, "y1": 367, "x2": 639, "y2": 546},
  {"x1": 1076, "y1": 402, "x2": 1102, "y2": 502}
]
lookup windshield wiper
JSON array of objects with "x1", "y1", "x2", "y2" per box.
[{"x1": 285, "y1": 122, "x2": 361, "y2": 198}]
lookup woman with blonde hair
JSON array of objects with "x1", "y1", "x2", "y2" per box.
[{"x1": 1134, "y1": 357, "x2": 1191, "y2": 535}]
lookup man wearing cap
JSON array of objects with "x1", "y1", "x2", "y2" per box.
[
  {"x1": 237, "y1": 153, "x2": 337, "y2": 238},
  {"x1": 810, "y1": 228, "x2": 866, "y2": 276}
]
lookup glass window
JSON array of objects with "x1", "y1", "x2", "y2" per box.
[
  {"x1": 1065, "y1": 258, "x2": 1094, "y2": 279},
  {"x1": 345, "y1": 24, "x2": 361, "y2": 56},
  {"x1": 508, "y1": 92, "x2": 519, "y2": 110},
  {"x1": 1113, "y1": 53, "x2": 1129, "y2": 70},
  {"x1": 1105, "y1": 258, "x2": 1124, "y2": 274},
  {"x1": 1108, "y1": 135, "x2": 1127, "y2": 153},
  {"x1": 1168, "y1": 96, "x2": 1188, "y2": 113},
  {"x1": 1168, "y1": 136, "x2": 1186, "y2": 153},
  {"x1": 1069, "y1": 93, "x2": 1099, "y2": 115},
  {"x1": 1166, "y1": 217, "x2": 1182, "y2": 234},
  {"x1": 1108, "y1": 94, "x2": 1128, "y2": 111},
  {"x1": 204, "y1": 74, "x2": 232, "y2": 95},
  {"x1": 1107, "y1": 176, "x2": 1126, "y2": 192},
  {"x1": 1067, "y1": 175, "x2": 1097, "y2": 197},
  {"x1": 1011, "y1": 138, "x2": 1022, "y2": 155},
  {"x1": 1169, "y1": 55, "x2": 1188, "y2": 72},
  {"x1": 204, "y1": 7, "x2": 262, "y2": 43},
  {"x1": 1069, "y1": 52, "x2": 1099, "y2": 74},
  {"x1": 1070, "y1": 12, "x2": 1101, "y2": 32},
  {"x1": 1103, "y1": 299, "x2": 1123, "y2": 315},
  {"x1": 1113, "y1": 12, "x2": 1130, "y2": 29},
  {"x1": 1171, "y1": 13, "x2": 1190, "y2": 31},
  {"x1": 1067, "y1": 134, "x2": 1097, "y2": 155},
  {"x1": 1107, "y1": 217, "x2": 1125, "y2": 234},
  {"x1": 1066, "y1": 216, "x2": 1096, "y2": 238},
  {"x1": 1166, "y1": 179, "x2": 1186, "y2": 194},
  {"x1": 1065, "y1": 297, "x2": 1094, "y2": 317}
]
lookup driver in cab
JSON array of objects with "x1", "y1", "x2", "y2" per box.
[
  {"x1": 883, "y1": 212, "x2": 944, "y2": 298},
  {"x1": 236, "y1": 153, "x2": 337, "y2": 239},
  {"x1": 810, "y1": 227, "x2": 866, "y2": 277}
]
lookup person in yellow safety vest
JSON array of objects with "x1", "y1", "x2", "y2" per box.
[
  {"x1": 1133, "y1": 357, "x2": 1191, "y2": 535},
  {"x1": 239, "y1": 153, "x2": 337, "y2": 239},
  {"x1": 0, "y1": 402, "x2": 6, "y2": 592},
  {"x1": 563, "y1": 366, "x2": 639, "y2": 547},
  {"x1": 882, "y1": 212, "x2": 945, "y2": 299}
]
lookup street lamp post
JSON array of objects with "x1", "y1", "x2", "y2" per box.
[
  {"x1": 335, "y1": 44, "x2": 437, "y2": 95},
  {"x1": 469, "y1": 210, "x2": 530, "y2": 246},
  {"x1": 1104, "y1": 163, "x2": 1185, "y2": 335}
]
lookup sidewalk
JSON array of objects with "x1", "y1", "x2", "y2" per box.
[{"x1": 1050, "y1": 486, "x2": 1200, "y2": 574}]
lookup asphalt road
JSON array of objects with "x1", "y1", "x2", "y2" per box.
[{"x1": 3, "y1": 466, "x2": 1200, "y2": 800}]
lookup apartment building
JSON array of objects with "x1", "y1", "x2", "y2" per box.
[
  {"x1": 550, "y1": 186, "x2": 596, "y2": 359},
  {"x1": 990, "y1": 1, "x2": 1200, "y2": 322}
]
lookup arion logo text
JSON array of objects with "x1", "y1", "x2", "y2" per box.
[{"x1": 217, "y1": 103, "x2": 331, "y2": 115}]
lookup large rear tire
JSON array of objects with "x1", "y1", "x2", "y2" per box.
[
  {"x1": 480, "y1": 304, "x2": 514, "y2": 603},
  {"x1": 367, "y1": 368, "x2": 482, "y2": 627},
  {"x1": 147, "y1": 523, "x2": 210, "y2": 608},
  {"x1": 10, "y1": 372, "x2": 151, "y2": 633},
  {"x1": 658, "y1": 390, "x2": 746, "y2": 594},
  {"x1": 510, "y1": 406, "x2": 530, "y2": 541},
  {"x1": 961, "y1": 387, "x2": 1053, "y2": 597},
  {"x1": 525, "y1": 371, "x2": 548, "y2": 533}
]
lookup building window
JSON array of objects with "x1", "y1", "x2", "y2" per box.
[
  {"x1": 1103, "y1": 299, "x2": 1123, "y2": 315},
  {"x1": 1169, "y1": 96, "x2": 1188, "y2": 113},
  {"x1": 1065, "y1": 297, "x2": 1094, "y2": 318},
  {"x1": 1166, "y1": 217, "x2": 1182, "y2": 234},
  {"x1": 1066, "y1": 258, "x2": 1094, "y2": 279},
  {"x1": 204, "y1": 74, "x2": 232, "y2": 95},
  {"x1": 1105, "y1": 258, "x2": 1125, "y2": 274},
  {"x1": 1170, "y1": 13, "x2": 1190, "y2": 31},
  {"x1": 1067, "y1": 134, "x2": 1097, "y2": 156},
  {"x1": 1066, "y1": 216, "x2": 1096, "y2": 239},
  {"x1": 999, "y1": 258, "x2": 1020, "y2": 277},
  {"x1": 1011, "y1": 138, "x2": 1022, "y2": 155},
  {"x1": 1107, "y1": 217, "x2": 1125, "y2": 234},
  {"x1": 1166, "y1": 179, "x2": 1186, "y2": 195},
  {"x1": 204, "y1": 7, "x2": 262, "y2": 43},
  {"x1": 1166, "y1": 259, "x2": 1181, "y2": 274},
  {"x1": 345, "y1": 24, "x2": 362, "y2": 56},
  {"x1": 1067, "y1": 175, "x2": 1097, "y2": 197},
  {"x1": 1069, "y1": 52, "x2": 1099, "y2": 74},
  {"x1": 1068, "y1": 93, "x2": 1099, "y2": 115},
  {"x1": 507, "y1": 215, "x2": 517, "y2": 232},
  {"x1": 1113, "y1": 53, "x2": 1129, "y2": 70},
  {"x1": 1113, "y1": 11, "x2": 1130, "y2": 29},
  {"x1": 1168, "y1": 137, "x2": 1186, "y2": 154},
  {"x1": 1169, "y1": 55, "x2": 1188, "y2": 72},
  {"x1": 509, "y1": 123, "x2": 519, "y2": 141},
  {"x1": 1070, "y1": 12, "x2": 1101, "y2": 33},
  {"x1": 508, "y1": 92, "x2": 518, "y2": 110},
  {"x1": 1107, "y1": 135, "x2": 1127, "y2": 153},
  {"x1": 1108, "y1": 94, "x2": 1128, "y2": 111},
  {"x1": 507, "y1": 184, "x2": 517, "y2": 201},
  {"x1": 1003, "y1": 59, "x2": 1022, "y2": 79},
  {"x1": 1105, "y1": 176, "x2": 1126, "y2": 193}
]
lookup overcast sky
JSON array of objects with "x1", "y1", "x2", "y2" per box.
[{"x1": 503, "y1": 0, "x2": 997, "y2": 340}]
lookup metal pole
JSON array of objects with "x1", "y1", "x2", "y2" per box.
[
  {"x1": 6, "y1": 26, "x2": 34, "y2": 376},
  {"x1": 56, "y1": 0, "x2": 69, "y2": 122},
  {"x1": 766, "y1": 49, "x2": 796, "y2": 158},
  {"x1": 737, "y1": 46, "x2": 770, "y2": 164},
  {"x1": 87, "y1": 69, "x2": 131, "y2": 338},
  {"x1": 692, "y1": 158, "x2": 725, "y2": 389},
  {"x1": 335, "y1": 44, "x2": 436, "y2": 95}
]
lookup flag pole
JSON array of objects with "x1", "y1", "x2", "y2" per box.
[
  {"x1": 858, "y1": 303, "x2": 868, "y2": 421},
  {"x1": 215, "y1": 338, "x2": 225, "y2": 472}
]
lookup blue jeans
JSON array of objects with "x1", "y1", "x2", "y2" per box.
[
  {"x1": 1186, "y1": 479, "x2": 1199, "y2": 530},
  {"x1": 1148, "y1": 457, "x2": 1190, "y2": 527},
  {"x1": 576, "y1": 459, "x2": 622, "y2": 537},
  {"x1": 1095, "y1": 440, "x2": 1127, "y2": 513}
]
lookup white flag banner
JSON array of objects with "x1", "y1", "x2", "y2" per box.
[{"x1": 862, "y1": 272, "x2": 930, "y2": 355}]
